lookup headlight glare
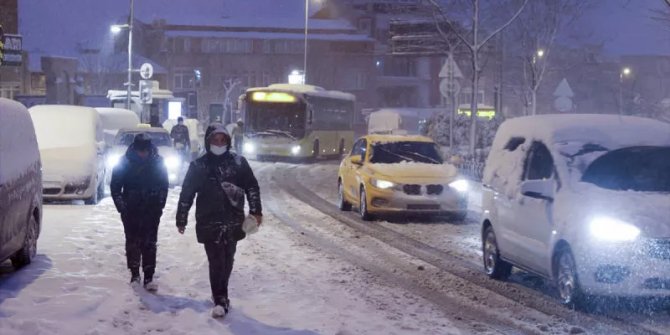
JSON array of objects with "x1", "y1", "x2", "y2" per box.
[
  {"x1": 449, "y1": 179, "x2": 469, "y2": 192},
  {"x1": 106, "y1": 154, "x2": 121, "y2": 168},
  {"x1": 372, "y1": 178, "x2": 395, "y2": 189},
  {"x1": 243, "y1": 142, "x2": 256, "y2": 154},
  {"x1": 589, "y1": 217, "x2": 641, "y2": 242},
  {"x1": 164, "y1": 155, "x2": 181, "y2": 170},
  {"x1": 291, "y1": 145, "x2": 301, "y2": 155}
]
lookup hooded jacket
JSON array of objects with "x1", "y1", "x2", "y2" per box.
[
  {"x1": 176, "y1": 125, "x2": 262, "y2": 243},
  {"x1": 111, "y1": 140, "x2": 169, "y2": 215}
]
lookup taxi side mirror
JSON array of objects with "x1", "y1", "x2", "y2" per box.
[{"x1": 350, "y1": 155, "x2": 362, "y2": 165}]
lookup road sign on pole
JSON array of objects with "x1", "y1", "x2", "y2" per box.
[
  {"x1": 140, "y1": 63, "x2": 154, "y2": 80},
  {"x1": 139, "y1": 80, "x2": 153, "y2": 104},
  {"x1": 439, "y1": 55, "x2": 463, "y2": 79}
]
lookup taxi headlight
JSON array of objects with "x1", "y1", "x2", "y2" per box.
[
  {"x1": 371, "y1": 178, "x2": 395, "y2": 189},
  {"x1": 589, "y1": 217, "x2": 640, "y2": 242},
  {"x1": 291, "y1": 145, "x2": 301, "y2": 155},
  {"x1": 449, "y1": 179, "x2": 469, "y2": 192}
]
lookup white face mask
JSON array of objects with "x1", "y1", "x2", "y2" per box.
[{"x1": 210, "y1": 145, "x2": 227, "y2": 156}]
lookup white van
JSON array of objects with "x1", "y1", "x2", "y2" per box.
[
  {"x1": 29, "y1": 105, "x2": 106, "y2": 204},
  {"x1": 0, "y1": 98, "x2": 42, "y2": 268},
  {"x1": 481, "y1": 114, "x2": 670, "y2": 307},
  {"x1": 95, "y1": 107, "x2": 141, "y2": 147},
  {"x1": 367, "y1": 110, "x2": 406, "y2": 135}
]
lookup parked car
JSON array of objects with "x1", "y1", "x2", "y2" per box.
[
  {"x1": 481, "y1": 114, "x2": 670, "y2": 307},
  {"x1": 106, "y1": 127, "x2": 183, "y2": 186},
  {"x1": 338, "y1": 134, "x2": 468, "y2": 221},
  {"x1": 29, "y1": 105, "x2": 106, "y2": 205},
  {"x1": 0, "y1": 99, "x2": 42, "y2": 268},
  {"x1": 95, "y1": 107, "x2": 141, "y2": 147}
]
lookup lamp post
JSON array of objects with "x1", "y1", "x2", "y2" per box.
[
  {"x1": 303, "y1": 0, "x2": 310, "y2": 84},
  {"x1": 619, "y1": 67, "x2": 631, "y2": 115},
  {"x1": 303, "y1": 0, "x2": 322, "y2": 84},
  {"x1": 111, "y1": 0, "x2": 134, "y2": 110}
]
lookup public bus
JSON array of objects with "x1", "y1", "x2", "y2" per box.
[{"x1": 240, "y1": 84, "x2": 356, "y2": 160}]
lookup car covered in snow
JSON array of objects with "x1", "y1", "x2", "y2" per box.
[
  {"x1": 481, "y1": 114, "x2": 670, "y2": 306},
  {"x1": 338, "y1": 134, "x2": 469, "y2": 221},
  {"x1": 29, "y1": 105, "x2": 106, "y2": 205},
  {"x1": 105, "y1": 127, "x2": 183, "y2": 186},
  {"x1": 95, "y1": 107, "x2": 141, "y2": 147},
  {"x1": 0, "y1": 99, "x2": 42, "y2": 268}
]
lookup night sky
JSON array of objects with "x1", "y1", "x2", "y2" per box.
[{"x1": 17, "y1": 0, "x2": 670, "y2": 57}]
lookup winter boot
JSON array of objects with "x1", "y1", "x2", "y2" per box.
[
  {"x1": 130, "y1": 268, "x2": 141, "y2": 285},
  {"x1": 143, "y1": 273, "x2": 158, "y2": 292},
  {"x1": 211, "y1": 305, "x2": 227, "y2": 318}
]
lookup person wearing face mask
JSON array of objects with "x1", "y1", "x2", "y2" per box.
[
  {"x1": 176, "y1": 124, "x2": 262, "y2": 318},
  {"x1": 111, "y1": 134, "x2": 169, "y2": 291}
]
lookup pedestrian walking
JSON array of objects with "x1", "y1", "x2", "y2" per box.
[
  {"x1": 111, "y1": 134, "x2": 169, "y2": 291},
  {"x1": 176, "y1": 124, "x2": 262, "y2": 318},
  {"x1": 171, "y1": 116, "x2": 191, "y2": 161},
  {"x1": 230, "y1": 119, "x2": 244, "y2": 154}
]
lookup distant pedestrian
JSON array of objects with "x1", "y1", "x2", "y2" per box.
[
  {"x1": 171, "y1": 117, "x2": 191, "y2": 160},
  {"x1": 111, "y1": 134, "x2": 169, "y2": 291},
  {"x1": 230, "y1": 119, "x2": 244, "y2": 154},
  {"x1": 176, "y1": 124, "x2": 262, "y2": 318}
]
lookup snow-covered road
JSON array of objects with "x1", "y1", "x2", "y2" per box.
[{"x1": 2, "y1": 161, "x2": 670, "y2": 335}]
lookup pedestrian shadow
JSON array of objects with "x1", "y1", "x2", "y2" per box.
[
  {"x1": 0, "y1": 255, "x2": 53, "y2": 310},
  {"x1": 224, "y1": 309, "x2": 322, "y2": 335},
  {"x1": 135, "y1": 288, "x2": 211, "y2": 314}
]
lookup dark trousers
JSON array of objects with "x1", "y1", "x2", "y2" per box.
[
  {"x1": 204, "y1": 240, "x2": 238, "y2": 305},
  {"x1": 234, "y1": 136, "x2": 243, "y2": 154},
  {"x1": 122, "y1": 212, "x2": 161, "y2": 276}
]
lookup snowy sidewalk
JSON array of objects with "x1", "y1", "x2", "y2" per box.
[{"x1": 0, "y1": 187, "x2": 455, "y2": 335}]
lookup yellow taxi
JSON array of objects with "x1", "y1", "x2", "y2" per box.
[{"x1": 337, "y1": 134, "x2": 469, "y2": 221}]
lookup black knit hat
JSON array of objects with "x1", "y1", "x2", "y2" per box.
[{"x1": 133, "y1": 133, "x2": 152, "y2": 151}]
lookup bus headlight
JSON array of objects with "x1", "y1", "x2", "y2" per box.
[
  {"x1": 244, "y1": 142, "x2": 256, "y2": 154},
  {"x1": 291, "y1": 145, "x2": 301, "y2": 155},
  {"x1": 164, "y1": 155, "x2": 181, "y2": 171}
]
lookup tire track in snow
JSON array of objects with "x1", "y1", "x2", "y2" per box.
[{"x1": 270, "y1": 163, "x2": 665, "y2": 335}]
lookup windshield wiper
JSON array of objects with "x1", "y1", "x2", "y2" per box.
[
  {"x1": 398, "y1": 150, "x2": 442, "y2": 164},
  {"x1": 375, "y1": 146, "x2": 416, "y2": 163},
  {"x1": 264, "y1": 129, "x2": 296, "y2": 140}
]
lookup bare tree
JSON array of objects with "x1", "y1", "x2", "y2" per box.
[
  {"x1": 222, "y1": 78, "x2": 241, "y2": 123},
  {"x1": 427, "y1": 0, "x2": 529, "y2": 154},
  {"x1": 509, "y1": 0, "x2": 589, "y2": 116}
]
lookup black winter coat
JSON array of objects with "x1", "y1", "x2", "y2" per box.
[
  {"x1": 176, "y1": 151, "x2": 261, "y2": 244},
  {"x1": 111, "y1": 143, "x2": 169, "y2": 215},
  {"x1": 170, "y1": 124, "x2": 190, "y2": 146}
]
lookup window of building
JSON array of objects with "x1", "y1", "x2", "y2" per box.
[
  {"x1": 174, "y1": 68, "x2": 196, "y2": 90},
  {"x1": 201, "y1": 39, "x2": 252, "y2": 54},
  {"x1": 344, "y1": 71, "x2": 367, "y2": 90},
  {"x1": 262, "y1": 40, "x2": 304, "y2": 54},
  {"x1": 460, "y1": 89, "x2": 485, "y2": 105}
]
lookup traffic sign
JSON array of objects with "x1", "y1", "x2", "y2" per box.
[
  {"x1": 439, "y1": 55, "x2": 463, "y2": 79},
  {"x1": 140, "y1": 63, "x2": 154, "y2": 80},
  {"x1": 139, "y1": 80, "x2": 153, "y2": 104},
  {"x1": 440, "y1": 78, "x2": 461, "y2": 98}
]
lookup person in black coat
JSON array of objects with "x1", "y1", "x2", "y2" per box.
[
  {"x1": 176, "y1": 124, "x2": 262, "y2": 318},
  {"x1": 111, "y1": 134, "x2": 169, "y2": 291}
]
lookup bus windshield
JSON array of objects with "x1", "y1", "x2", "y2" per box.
[{"x1": 247, "y1": 101, "x2": 306, "y2": 139}]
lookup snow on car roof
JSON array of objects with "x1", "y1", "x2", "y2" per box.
[
  {"x1": 364, "y1": 134, "x2": 435, "y2": 144},
  {"x1": 0, "y1": 99, "x2": 40, "y2": 184},
  {"x1": 249, "y1": 84, "x2": 356, "y2": 101},
  {"x1": 118, "y1": 127, "x2": 169, "y2": 134},
  {"x1": 497, "y1": 114, "x2": 670, "y2": 149}
]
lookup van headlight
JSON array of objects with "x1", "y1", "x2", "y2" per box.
[
  {"x1": 106, "y1": 154, "x2": 122, "y2": 169},
  {"x1": 164, "y1": 155, "x2": 181, "y2": 170},
  {"x1": 589, "y1": 217, "x2": 640, "y2": 242},
  {"x1": 371, "y1": 178, "x2": 395, "y2": 189},
  {"x1": 449, "y1": 179, "x2": 469, "y2": 192},
  {"x1": 291, "y1": 145, "x2": 301, "y2": 155},
  {"x1": 243, "y1": 142, "x2": 256, "y2": 154}
]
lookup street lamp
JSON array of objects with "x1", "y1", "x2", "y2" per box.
[
  {"x1": 110, "y1": 0, "x2": 135, "y2": 111},
  {"x1": 619, "y1": 67, "x2": 632, "y2": 115},
  {"x1": 537, "y1": 49, "x2": 545, "y2": 58},
  {"x1": 304, "y1": 0, "x2": 323, "y2": 85}
]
